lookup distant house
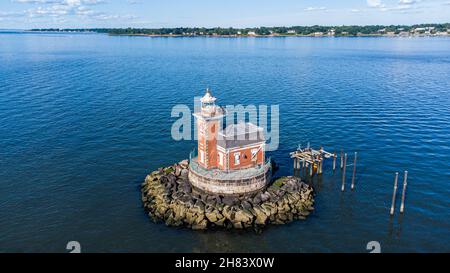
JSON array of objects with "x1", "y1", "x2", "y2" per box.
[
  {"x1": 247, "y1": 31, "x2": 256, "y2": 36},
  {"x1": 313, "y1": 32, "x2": 324, "y2": 36},
  {"x1": 237, "y1": 31, "x2": 242, "y2": 35},
  {"x1": 287, "y1": 30, "x2": 296, "y2": 34},
  {"x1": 327, "y1": 29, "x2": 335, "y2": 36},
  {"x1": 414, "y1": 27, "x2": 426, "y2": 33},
  {"x1": 378, "y1": 28, "x2": 386, "y2": 33}
]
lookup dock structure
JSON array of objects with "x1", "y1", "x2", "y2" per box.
[{"x1": 291, "y1": 146, "x2": 336, "y2": 177}]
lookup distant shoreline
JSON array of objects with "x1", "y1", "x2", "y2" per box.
[
  {"x1": 105, "y1": 33, "x2": 449, "y2": 38},
  {"x1": 24, "y1": 31, "x2": 450, "y2": 38},
  {"x1": 29, "y1": 24, "x2": 450, "y2": 38}
]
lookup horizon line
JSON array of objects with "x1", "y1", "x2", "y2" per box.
[{"x1": 5, "y1": 22, "x2": 445, "y2": 31}]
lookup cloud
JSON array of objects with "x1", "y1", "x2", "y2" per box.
[
  {"x1": 14, "y1": 0, "x2": 61, "y2": 3},
  {"x1": 0, "y1": 11, "x2": 26, "y2": 18},
  {"x1": 127, "y1": 0, "x2": 142, "y2": 4},
  {"x1": 367, "y1": 0, "x2": 423, "y2": 12},
  {"x1": 11, "y1": 0, "x2": 137, "y2": 22},
  {"x1": 398, "y1": 0, "x2": 417, "y2": 5},
  {"x1": 350, "y1": 9, "x2": 361, "y2": 13},
  {"x1": 14, "y1": 0, "x2": 104, "y2": 4},
  {"x1": 304, "y1": 7, "x2": 327, "y2": 12},
  {"x1": 367, "y1": 0, "x2": 386, "y2": 8}
]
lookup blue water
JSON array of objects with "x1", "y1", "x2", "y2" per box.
[{"x1": 0, "y1": 32, "x2": 449, "y2": 253}]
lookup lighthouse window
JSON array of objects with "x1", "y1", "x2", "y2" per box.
[
  {"x1": 200, "y1": 150, "x2": 205, "y2": 163},
  {"x1": 218, "y1": 152, "x2": 223, "y2": 165},
  {"x1": 234, "y1": 152, "x2": 240, "y2": 165}
]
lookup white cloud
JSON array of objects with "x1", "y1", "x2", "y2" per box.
[
  {"x1": 127, "y1": 0, "x2": 142, "y2": 4},
  {"x1": 14, "y1": 0, "x2": 61, "y2": 3},
  {"x1": 10, "y1": 0, "x2": 136, "y2": 22},
  {"x1": 14, "y1": 0, "x2": 104, "y2": 4},
  {"x1": 304, "y1": 7, "x2": 327, "y2": 12},
  {"x1": 398, "y1": 0, "x2": 417, "y2": 5},
  {"x1": 367, "y1": 0, "x2": 385, "y2": 8},
  {"x1": 0, "y1": 11, "x2": 26, "y2": 18}
]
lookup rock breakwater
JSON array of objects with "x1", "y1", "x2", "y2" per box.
[{"x1": 141, "y1": 160, "x2": 314, "y2": 230}]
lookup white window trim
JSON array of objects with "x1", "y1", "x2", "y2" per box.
[
  {"x1": 218, "y1": 152, "x2": 223, "y2": 166},
  {"x1": 251, "y1": 148, "x2": 258, "y2": 158},
  {"x1": 234, "y1": 152, "x2": 240, "y2": 165},
  {"x1": 200, "y1": 150, "x2": 205, "y2": 163}
]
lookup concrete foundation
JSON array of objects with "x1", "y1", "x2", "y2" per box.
[{"x1": 188, "y1": 164, "x2": 271, "y2": 195}]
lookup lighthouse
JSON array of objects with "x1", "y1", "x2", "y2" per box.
[
  {"x1": 193, "y1": 88, "x2": 225, "y2": 169},
  {"x1": 189, "y1": 88, "x2": 271, "y2": 195}
]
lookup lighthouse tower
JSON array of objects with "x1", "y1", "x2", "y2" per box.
[{"x1": 193, "y1": 88, "x2": 224, "y2": 169}]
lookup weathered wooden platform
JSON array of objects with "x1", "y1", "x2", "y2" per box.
[{"x1": 290, "y1": 146, "x2": 336, "y2": 176}]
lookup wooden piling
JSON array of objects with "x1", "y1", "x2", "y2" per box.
[
  {"x1": 332, "y1": 151, "x2": 337, "y2": 171},
  {"x1": 390, "y1": 172, "x2": 399, "y2": 216},
  {"x1": 309, "y1": 163, "x2": 313, "y2": 176},
  {"x1": 351, "y1": 152, "x2": 357, "y2": 190},
  {"x1": 341, "y1": 153, "x2": 347, "y2": 191},
  {"x1": 340, "y1": 149, "x2": 344, "y2": 169},
  {"x1": 400, "y1": 171, "x2": 408, "y2": 213}
]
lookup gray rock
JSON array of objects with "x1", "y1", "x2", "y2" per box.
[
  {"x1": 179, "y1": 159, "x2": 189, "y2": 169},
  {"x1": 175, "y1": 165, "x2": 181, "y2": 176},
  {"x1": 241, "y1": 200, "x2": 252, "y2": 210},
  {"x1": 222, "y1": 196, "x2": 235, "y2": 206},
  {"x1": 180, "y1": 168, "x2": 189, "y2": 177}
]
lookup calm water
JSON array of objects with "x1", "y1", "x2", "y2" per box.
[{"x1": 0, "y1": 32, "x2": 449, "y2": 253}]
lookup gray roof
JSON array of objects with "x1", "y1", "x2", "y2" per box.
[{"x1": 217, "y1": 122, "x2": 265, "y2": 150}]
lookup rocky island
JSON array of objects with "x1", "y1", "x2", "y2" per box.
[
  {"x1": 141, "y1": 160, "x2": 314, "y2": 230},
  {"x1": 141, "y1": 89, "x2": 314, "y2": 231}
]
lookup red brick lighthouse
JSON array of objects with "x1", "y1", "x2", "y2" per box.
[
  {"x1": 192, "y1": 88, "x2": 224, "y2": 169},
  {"x1": 189, "y1": 88, "x2": 271, "y2": 195}
]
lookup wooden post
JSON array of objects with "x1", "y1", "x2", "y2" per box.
[
  {"x1": 400, "y1": 171, "x2": 408, "y2": 213},
  {"x1": 390, "y1": 172, "x2": 399, "y2": 216},
  {"x1": 332, "y1": 151, "x2": 336, "y2": 171},
  {"x1": 341, "y1": 153, "x2": 347, "y2": 191},
  {"x1": 319, "y1": 160, "x2": 323, "y2": 174},
  {"x1": 351, "y1": 152, "x2": 357, "y2": 190},
  {"x1": 302, "y1": 160, "x2": 306, "y2": 176},
  {"x1": 293, "y1": 158, "x2": 296, "y2": 176},
  {"x1": 309, "y1": 163, "x2": 313, "y2": 176},
  {"x1": 340, "y1": 149, "x2": 344, "y2": 169}
]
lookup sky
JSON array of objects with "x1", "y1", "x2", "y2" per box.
[{"x1": 0, "y1": 0, "x2": 449, "y2": 29}]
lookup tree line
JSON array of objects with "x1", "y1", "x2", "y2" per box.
[{"x1": 31, "y1": 23, "x2": 450, "y2": 36}]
